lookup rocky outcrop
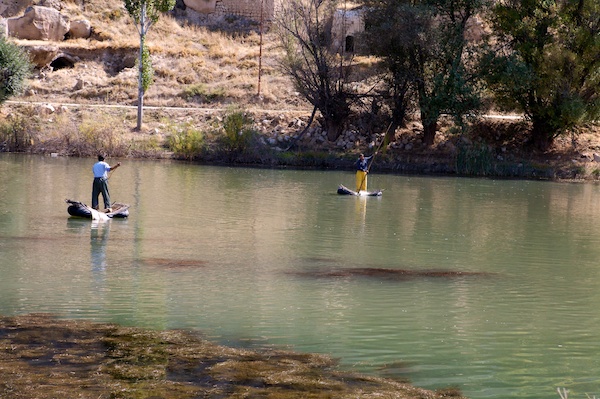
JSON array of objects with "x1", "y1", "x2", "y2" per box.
[
  {"x1": 68, "y1": 19, "x2": 91, "y2": 39},
  {"x1": 25, "y1": 44, "x2": 60, "y2": 67},
  {"x1": 7, "y1": 5, "x2": 69, "y2": 41},
  {"x1": 0, "y1": 0, "x2": 32, "y2": 19}
]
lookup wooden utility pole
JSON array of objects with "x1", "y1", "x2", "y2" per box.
[{"x1": 257, "y1": 0, "x2": 264, "y2": 96}]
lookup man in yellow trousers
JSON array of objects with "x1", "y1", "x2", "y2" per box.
[{"x1": 355, "y1": 153, "x2": 374, "y2": 192}]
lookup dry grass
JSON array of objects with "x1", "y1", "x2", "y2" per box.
[{"x1": 10, "y1": 0, "x2": 302, "y2": 112}]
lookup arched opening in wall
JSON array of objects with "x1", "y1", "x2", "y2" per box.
[
  {"x1": 50, "y1": 55, "x2": 76, "y2": 70},
  {"x1": 345, "y1": 35, "x2": 355, "y2": 53}
]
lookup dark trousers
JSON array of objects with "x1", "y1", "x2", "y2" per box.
[{"x1": 92, "y1": 177, "x2": 111, "y2": 209}]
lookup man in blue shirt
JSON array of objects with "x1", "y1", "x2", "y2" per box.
[{"x1": 92, "y1": 154, "x2": 121, "y2": 213}]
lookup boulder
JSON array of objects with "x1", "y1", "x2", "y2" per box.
[
  {"x1": 0, "y1": 0, "x2": 33, "y2": 18},
  {"x1": 38, "y1": 0, "x2": 62, "y2": 11},
  {"x1": 25, "y1": 44, "x2": 60, "y2": 67},
  {"x1": 7, "y1": 6, "x2": 69, "y2": 41},
  {"x1": 68, "y1": 19, "x2": 91, "y2": 39},
  {"x1": 39, "y1": 103, "x2": 55, "y2": 114},
  {"x1": 183, "y1": 0, "x2": 217, "y2": 14}
]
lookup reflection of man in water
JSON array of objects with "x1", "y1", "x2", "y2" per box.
[{"x1": 90, "y1": 221, "x2": 110, "y2": 274}]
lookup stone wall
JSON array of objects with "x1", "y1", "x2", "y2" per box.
[
  {"x1": 182, "y1": 0, "x2": 279, "y2": 23},
  {"x1": 330, "y1": 7, "x2": 365, "y2": 54},
  {"x1": 215, "y1": 0, "x2": 276, "y2": 22}
]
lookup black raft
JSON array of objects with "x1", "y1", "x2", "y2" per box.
[
  {"x1": 337, "y1": 184, "x2": 383, "y2": 197},
  {"x1": 66, "y1": 199, "x2": 130, "y2": 219}
]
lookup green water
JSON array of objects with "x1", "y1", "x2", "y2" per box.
[{"x1": 1, "y1": 153, "x2": 600, "y2": 399}]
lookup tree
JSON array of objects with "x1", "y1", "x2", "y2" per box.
[
  {"x1": 362, "y1": 1, "x2": 419, "y2": 143},
  {"x1": 124, "y1": 0, "x2": 175, "y2": 131},
  {"x1": 276, "y1": 0, "x2": 354, "y2": 141},
  {"x1": 362, "y1": 0, "x2": 484, "y2": 146},
  {"x1": 0, "y1": 37, "x2": 32, "y2": 105},
  {"x1": 484, "y1": 0, "x2": 600, "y2": 151}
]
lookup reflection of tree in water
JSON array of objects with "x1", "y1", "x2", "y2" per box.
[{"x1": 91, "y1": 220, "x2": 110, "y2": 276}]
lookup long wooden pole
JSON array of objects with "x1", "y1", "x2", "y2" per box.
[{"x1": 357, "y1": 122, "x2": 392, "y2": 191}]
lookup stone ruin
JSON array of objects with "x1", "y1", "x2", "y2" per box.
[
  {"x1": 179, "y1": 0, "x2": 277, "y2": 26},
  {"x1": 330, "y1": 6, "x2": 365, "y2": 54}
]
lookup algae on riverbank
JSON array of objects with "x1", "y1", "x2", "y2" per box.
[{"x1": 0, "y1": 313, "x2": 467, "y2": 399}]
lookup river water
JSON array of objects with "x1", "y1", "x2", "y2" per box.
[{"x1": 1, "y1": 153, "x2": 600, "y2": 399}]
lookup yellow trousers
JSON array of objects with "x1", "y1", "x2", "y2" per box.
[{"x1": 356, "y1": 170, "x2": 367, "y2": 192}]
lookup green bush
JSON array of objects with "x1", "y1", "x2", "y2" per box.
[
  {"x1": 0, "y1": 37, "x2": 33, "y2": 104},
  {"x1": 0, "y1": 114, "x2": 30, "y2": 151},
  {"x1": 218, "y1": 107, "x2": 257, "y2": 155},
  {"x1": 166, "y1": 122, "x2": 205, "y2": 160},
  {"x1": 181, "y1": 83, "x2": 226, "y2": 102}
]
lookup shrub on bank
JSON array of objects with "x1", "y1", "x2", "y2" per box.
[
  {"x1": 209, "y1": 106, "x2": 263, "y2": 162},
  {"x1": 166, "y1": 121, "x2": 205, "y2": 160},
  {"x1": 75, "y1": 114, "x2": 129, "y2": 157},
  {"x1": 0, "y1": 113, "x2": 30, "y2": 152}
]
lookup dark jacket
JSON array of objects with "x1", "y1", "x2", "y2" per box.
[{"x1": 356, "y1": 155, "x2": 373, "y2": 172}]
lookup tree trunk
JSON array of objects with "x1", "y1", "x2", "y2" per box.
[
  {"x1": 326, "y1": 121, "x2": 344, "y2": 141},
  {"x1": 422, "y1": 119, "x2": 437, "y2": 146},
  {"x1": 531, "y1": 117, "x2": 554, "y2": 151},
  {"x1": 322, "y1": 100, "x2": 348, "y2": 142},
  {"x1": 415, "y1": 77, "x2": 437, "y2": 147},
  {"x1": 136, "y1": 54, "x2": 144, "y2": 131},
  {"x1": 386, "y1": 95, "x2": 407, "y2": 144},
  {"x1": 136, "y1": 5, "x2": 146, "y2": 132}
]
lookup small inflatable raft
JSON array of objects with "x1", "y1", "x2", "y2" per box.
[
  {"x1": 337, "y1": 184, "x2": 383, "y2": 197},
  {"x1": 66, "y1": 199, "x2": 130, "y2": 219}
]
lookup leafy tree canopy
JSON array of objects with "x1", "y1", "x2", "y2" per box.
[
  {"x1": 484, "y1": 0, "x2": 600, "y2": 150},
  {"x1": 124, "y1": 0, "x2": 176, "y2": 27},
  {"x1": 362, "y1": 0, "x2": 485, "y2": 145}
]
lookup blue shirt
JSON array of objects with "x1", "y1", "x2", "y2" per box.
[
  {"x1": 92, "y1": 161, "x2": 111, "y2": 178},
  {"x1": 356, "y1": 156, "x2": 372, "y2": 172}
]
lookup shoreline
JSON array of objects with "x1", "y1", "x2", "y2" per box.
[{"x1": 2, "y1": 102, "x2": 600, "y2": 182}]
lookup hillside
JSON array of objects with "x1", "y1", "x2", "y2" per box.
[
  {"x1": 7, "y1": 0, "x2": 299, "y2": 108},
  {"x1": 2, "y1": 0, "x2": 600, "y2": 180}
]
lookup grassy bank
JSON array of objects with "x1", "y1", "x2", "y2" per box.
[
  {"x1": 2, "y1": 101, "x2": 600, "y2": 181},
  {"x1": 0, "y1": 313, "x2": 466, "y2": 399}
]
